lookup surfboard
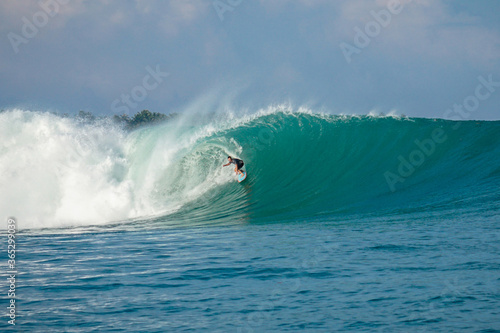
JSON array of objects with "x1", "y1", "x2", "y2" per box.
[{"x1": 237, "y1": 171, "x2": 247, "y2": 183}]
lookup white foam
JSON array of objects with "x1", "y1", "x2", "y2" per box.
[
  {"x1": 0, "y1": 109, "x2": 238, "y2": 230},
  {"x1": 0, "y1": 110, "x2": 135, "y2": 229}
]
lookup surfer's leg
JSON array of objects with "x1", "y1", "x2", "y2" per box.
[{"x1": 237, "y1": 162, "x2": 244, "y2": 175}]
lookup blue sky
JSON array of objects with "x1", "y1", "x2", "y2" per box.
[{"x1": 1, "y1": 0, "x2": 499, "y2": 119}]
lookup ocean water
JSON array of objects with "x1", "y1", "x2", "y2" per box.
[{"x1": 1, "y1": 108, "x2": 499, "y2": 332}]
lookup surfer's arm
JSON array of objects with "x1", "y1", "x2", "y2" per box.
[{"x1": 222, "y1": 163, "x2": 230, "y2": 167}]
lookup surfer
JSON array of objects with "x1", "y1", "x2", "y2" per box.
[{"x1": 223, "y1": 156, "x2": 245, "y2": 176}]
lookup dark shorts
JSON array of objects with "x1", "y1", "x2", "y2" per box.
[{"x1": 236, "y1": 161, "x2": 244, "y2": 169}]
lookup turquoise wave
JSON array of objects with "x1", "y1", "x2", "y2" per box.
[
  {"x1": 156, "y1": 112, "x2": 500, "y2": 224},
  {"x1": 2, "y1": 109, "x2": 499, "y2": 229}
]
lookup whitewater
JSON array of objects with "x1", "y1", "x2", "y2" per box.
[{"x1": 1, "y1": 107, "x2": 499, "y2": 332}]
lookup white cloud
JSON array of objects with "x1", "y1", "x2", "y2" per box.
[{"x1": 330, "y1": 0, "x2": 500, "y2": 68}]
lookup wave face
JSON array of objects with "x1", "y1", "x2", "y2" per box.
[{"x1": 1, "y1": 109, "x2": 499, "y2": 229}]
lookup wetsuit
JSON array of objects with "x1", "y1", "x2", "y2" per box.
[{"x1": 231, "y1": 158, "x2": 244, "y2": 169}]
